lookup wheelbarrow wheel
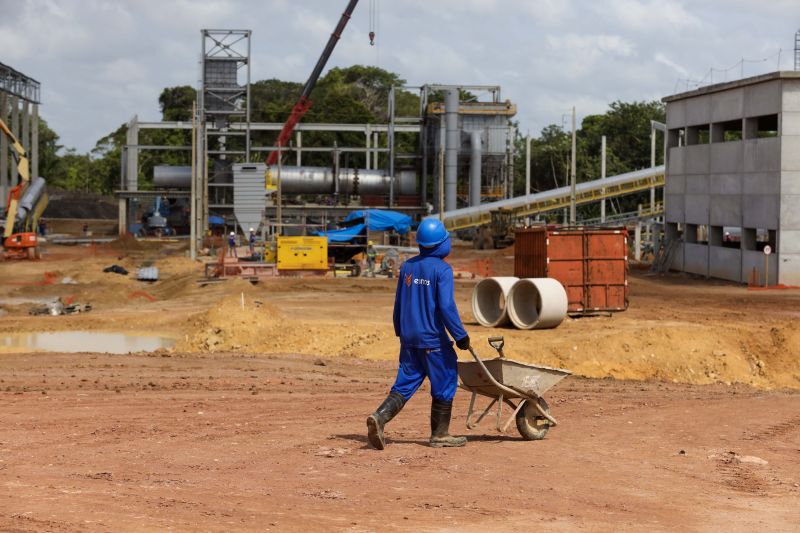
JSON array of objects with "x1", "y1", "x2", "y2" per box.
[{"x1": 516, "y1": 397, "x2": 551, "y2": 441}]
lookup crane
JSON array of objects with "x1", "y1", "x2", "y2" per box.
[
  {"x1": 265, "y1": 0, "x2": 360, "y2": 168},
  {"x1": 0, "y1": 117, "x2": 47, "y2": 260}
]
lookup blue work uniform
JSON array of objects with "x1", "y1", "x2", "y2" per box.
[{"x1": 390, "y1": 238, "x2": 467, "y2": 402}]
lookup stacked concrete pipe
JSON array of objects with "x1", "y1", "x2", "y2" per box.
[
  {"x1": 471, "y1": 277, "x2": 519, "y2": 327},
  {"x1": 507, "y1": 278, "x2": 568, "y2": 329},
  {"x1": 472, "y1": 277, "x2": 568, "y2": 330}
]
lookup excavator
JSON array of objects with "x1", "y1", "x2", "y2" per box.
[{"x1": 0, "y1": 117, "x2": 47, "y2": 260}]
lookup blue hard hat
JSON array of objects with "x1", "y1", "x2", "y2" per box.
[{"x1": 417, "y1": 219, "x2": 449, "y2": 247}]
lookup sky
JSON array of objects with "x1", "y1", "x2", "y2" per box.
[{"x1": 1, "y1": 0, "x2": 798, "y2": 152}]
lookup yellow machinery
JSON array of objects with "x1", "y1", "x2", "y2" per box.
[
  {"x1": 277, "y1": 236, "x2": 328, "y2": 270},
  {"x1": 1, "y1": 117, "x2": 48, "y2": 260}
]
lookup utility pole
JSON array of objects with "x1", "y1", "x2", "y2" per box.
[
  {"x1": 190, "y1": 101, "x2": 197, "y2": 260},
  {"x1": 438, "y1": 147, "x2": 445, "y2": 221},
  {"x1": 569, "y1": 106, "x2": 577, "y2": 225},
  {"x1": 650, "y1": 123, "x2": 657, "y2": 212},
  {"x1": 525, "y1": 134, "x2": 531, "y2": 197},
  {"x1": 600, "y1": 135, "x2": 606, "y2": 224},
  {"x1": 276, "y1": 141, "x2": 283, "y2": 237}
]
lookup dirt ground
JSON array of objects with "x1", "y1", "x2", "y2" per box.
[{"x1": 1, "y1": 239, "x2": 799, "y2": 531}]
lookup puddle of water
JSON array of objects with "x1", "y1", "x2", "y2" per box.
[
  {"x1": 0, "y1": 331, "x2": 175, "y2": 354},
  {"x1": 0, "y1": 297, "x2": 57, "y2": 306}
]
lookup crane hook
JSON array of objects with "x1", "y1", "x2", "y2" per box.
[{"x1": 369, "y1": 31, "x2": 375, "y2": 46}]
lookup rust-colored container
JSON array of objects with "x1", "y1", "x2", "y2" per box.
[{"x1": 514, "y1": 227, "x2": 629, "y2": 313}]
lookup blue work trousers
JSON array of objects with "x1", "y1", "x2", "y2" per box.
[{"x1": 390, "y1": 344, "x2": 458, "y2": 402}]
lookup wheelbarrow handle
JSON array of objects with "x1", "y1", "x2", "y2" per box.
[
  {"x1": 466, "y1": 346, "x2": 520, "y2": 400},
  {"x1": 487, "y1": 336, "x2": 505, "y2": 358}
]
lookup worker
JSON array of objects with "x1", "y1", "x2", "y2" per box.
[
  {"x1": 228, "y1": 231, "x2": 237, "y2": 258},
  {"x1": 365, "y1": 241, "x2": 377, "y2": 277},
  {"x1": 248, "y1": 228, "x2": 257, "y2": 256},
  {"x1": 366, "y1": 219, "x2": 470, "y2": 450}
]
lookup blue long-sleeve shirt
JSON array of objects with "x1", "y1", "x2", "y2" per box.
[{"x1": 393, "y1": 238, "x2": 468, "y2": 348}]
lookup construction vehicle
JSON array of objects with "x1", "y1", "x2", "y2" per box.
[
  {"x1": 0, "y1": 117, "x2": 47, "y2": 260},
  {"x1": 473, "y1": 208, "x2": 516, "y2": 249},
  {"x1": 265, "y1": 0, "x2": 359, "y2": 175}
]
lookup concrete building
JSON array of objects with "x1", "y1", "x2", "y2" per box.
[{"x1": 663, "y1": 71, "x2": 800, "y2": 285}]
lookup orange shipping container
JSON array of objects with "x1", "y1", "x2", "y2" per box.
[{"x1": 514, "y1": 227, "x2": 629, "y2": 313}]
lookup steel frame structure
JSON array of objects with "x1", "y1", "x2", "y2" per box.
[
  {"x1": 1, "y1": 62, "x2": 40, "y2": 212},
  {"x1": 0, "y1": 61, "x2": 40, "y2": 104},
  {"x1": 387, "y1": 84, "x2": 514, "y2": 211}
]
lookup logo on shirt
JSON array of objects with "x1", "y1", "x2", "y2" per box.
[{"x1": 404, "y1": 273, "x2": 431, "y2": 287}]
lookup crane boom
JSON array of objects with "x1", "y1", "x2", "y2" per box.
[{"x1": 266, "y1": 0, "x2": 359, "y2": 166}]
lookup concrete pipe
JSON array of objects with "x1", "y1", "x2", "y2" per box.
[
  {"x1": 507, "y1": 278, "x2": 568, "y2": 330},
  {"x1": 471, "y1": 276, "x2": 519, "y2": 327}
]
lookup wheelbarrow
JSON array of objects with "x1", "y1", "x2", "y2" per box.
[{"x1": 457, "y1": 336, "x2": 571, "y2": 440}]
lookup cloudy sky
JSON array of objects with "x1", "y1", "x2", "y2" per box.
[{"x1": 1, "y1": 0, "x2": 797, "y2": 152}]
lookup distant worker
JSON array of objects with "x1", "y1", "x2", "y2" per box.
[
  {"x1": 365, "y1": 241, "x2": 377, "y2": 277},
  {"x1": 228, "y1": 231, "x2": 237, "y2": 258},
  {"x1": 82, "y1": 223, "x2": 89, "y2": 237},
  {"x1": 38, "y1": 218, "x2": 47, "y2": 237},
  {"x1": 366, "y1": 219, "x2": 471, "y2": 450},
  {"x1": 249, "y1": 228, "x2": 257, "y2": 256}
]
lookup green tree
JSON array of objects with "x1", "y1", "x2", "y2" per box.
[{"x1": 159, "y1": 86, "x2": 196, "y2": 121}]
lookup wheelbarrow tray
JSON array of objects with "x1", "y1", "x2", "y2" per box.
[{"x1": 458, "y1": 357, "x2": 571, "y2": 398}]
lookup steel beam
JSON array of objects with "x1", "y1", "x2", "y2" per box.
[
  {"x1": 0, "y1": 93, "x2": 7, "y2": 205},
  {"x1": 31, "y1": 104, "x2": 38, "y2": 178},
  {"x1": 134, "y1": 121, "x2": 420, "y2": 133}
]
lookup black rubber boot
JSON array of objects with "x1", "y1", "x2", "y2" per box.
[
  {"x1": 429, "y1": 399, "x2": 467, "y2": 448},
  {"x1": 366, "y1": 391, "x2": 406, "y2": 450}
]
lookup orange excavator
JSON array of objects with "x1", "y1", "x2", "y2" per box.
[{"x1": 0, "y1": 117, "x2": 47, "y2": 260}]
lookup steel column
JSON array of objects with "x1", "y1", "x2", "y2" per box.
[
  {"x1": 31, "y1": 103, "x2": 38, "y2": 178},
  {"x1": 444, "y1": 88, "x2": 459, "y2": 212},
  {"x1": 601, "y1": 135, "x2": 606, "y2": 223},
  {"x1": 569, "y1": 106, "x2": 576, "y2": 225},
  {"x1": 10, "y1": 95, "x2": 19, "y2": 185},
  {"x1": 296, "y1": 130, "x2": 302, "y2": 167},
  {"x1": 0, "y1": 93, "x2": 7, "y2": 205},
  {"x1": 365, "y1": 124, "x2": 370, "y2": 170}
]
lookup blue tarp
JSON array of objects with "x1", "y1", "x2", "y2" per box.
[
  {"x1": 343, "y1": 209, "x2": 411, "y2": 235},
  {"x1": 208, "y1": 216, "x2": 225, "y2": 226},
  {"x1": 314, "y1": 223, "x2": 366, "y2": 243}
]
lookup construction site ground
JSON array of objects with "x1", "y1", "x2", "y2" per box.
[{"x1": 1, "y1": 239, "x2": 799, "y2": 531}]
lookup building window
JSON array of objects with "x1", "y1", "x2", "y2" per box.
[
  {"x1": 744, "y1": 228, "x2": 777, "y2": 251},
  {"x1": 666, "y1": 222, "x2": 682, "y2": 242},
  {"x1": 722, "y1": 226, "x2": 741, "y2": 248},
  {"x1": 759, "y1": 228, "x2": 777, "y2": 252},
  {"x1": 711, "y1": 119, "x2": 742, "y2": 142},
  {"x1": 668, "y1": 128, "x2": 684, "y2": 148},
  {"x1": 685, "y1": 223, "x2": 708, "y2": 244},
  {"x1": 686, "y1": 125, "x2": 709, "y2": 145},
  {"x1": 744, "y1": 114, "x2": 779, "y2": 139}
]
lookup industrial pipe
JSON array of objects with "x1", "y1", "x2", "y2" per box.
[
  {"x1": 161, "y1": 164, "x2": 418, "y2": 196},
  {"x1": 154, "y1": 166, "x2": 192, "y2": 188},
  {"x1": 16, "y1": 177, "x2": 46, "y2": 223},
  {"x1": 507, "y1": 278, "x2": 568, "y2": 330},
  {"x1": 469, "y1": 130, "x2": 482, "y2": 207},
  {"x1": 444, "y1": 89, "x2": 459, "y2": 212},
  {"x1": 471, "y1": 276, "x2": 519, "y2": 327}
]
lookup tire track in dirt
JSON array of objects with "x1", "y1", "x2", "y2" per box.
[{"x1": 742, "y1": 415, "x2": 800, "y2": 442}]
